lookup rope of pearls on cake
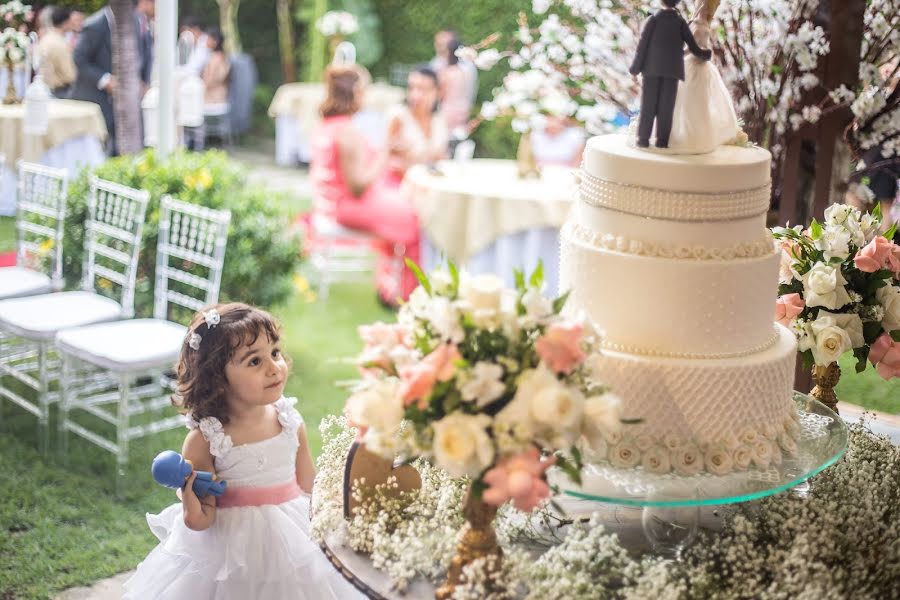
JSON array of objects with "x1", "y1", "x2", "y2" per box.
[
  {"x1": 599, "y1": 325, "x2": 782, "y2": 360},
  {"x1": 576, "y1": 170, "x2": 772, "y2": 222},
  {"x1": 565, "y1": 221, "x2": 775, "y2": 261}
]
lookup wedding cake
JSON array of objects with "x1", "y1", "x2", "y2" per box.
[{"x1": 560, "y1": 134, "x2": 801, "y2": 476}]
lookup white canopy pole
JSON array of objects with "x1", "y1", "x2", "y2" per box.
[{"x1": 156, "y1": 0, "x2": 177, "y2": 158}]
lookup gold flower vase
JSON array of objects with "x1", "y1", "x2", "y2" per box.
[
  {"x1": 516, "y1": 131, "x2": 541, "y2": 180},
  {"x1": 3, "y1": 58, "x2": 20, "y2": 105},
  {"x1": 435, "y1": 486, "x2": 503, "y2": 599},
  {"x1": 810, "y1": 362, "x2": 841, "y2": 414}
]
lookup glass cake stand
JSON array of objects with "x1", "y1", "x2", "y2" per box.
[{"x1": 550, "y1": 393, "x2": 848, "y2": 556}]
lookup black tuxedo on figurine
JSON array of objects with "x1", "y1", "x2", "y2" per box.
[{"x1": 629, "y1": 1, "x2": 712, "y2": 148}]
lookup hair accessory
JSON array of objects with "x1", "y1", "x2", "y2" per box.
[
  {"x1": 189, "y1": 332, "x2": 202, "y2": 350},
  {"x1": 203, "y1": 309, "x2": 221, "y2": 328}
]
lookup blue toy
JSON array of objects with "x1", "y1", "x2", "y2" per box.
[{"x1": 152, "y1": 450, "x2": 227, "y2": 497}]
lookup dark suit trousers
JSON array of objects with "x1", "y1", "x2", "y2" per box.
[{"x1": 637, "y1": 76, "x2": 678, "y2": 147}]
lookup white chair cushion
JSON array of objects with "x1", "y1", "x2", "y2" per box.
[
  {"x1": 0, "y1": 267, "x2": 53, "y2": 300},
  {"x1": 56, "y1": 318, "x2": 188, "y2": 372},
  {"x1": 0, "y1": 291, "x2": 122, "y2": 341}
]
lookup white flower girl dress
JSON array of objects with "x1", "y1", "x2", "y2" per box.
[{"x1": 123, "y1": 397, "x2": 363, "y2": 600}]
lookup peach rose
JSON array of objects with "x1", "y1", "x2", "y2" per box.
[
  {"x1": 869, "y1": 333, "x2": 900, "y2": 380},
  {"x1": 774, "y1": 293, "x2": 805, "y2": 326},
  {"x1": 854, "y1": 236, "x2": 895, "y2": 273},
  {"x1": 482, "y1": 447, "x2": 556, "y2": 512},
  {"x1": 889, "y1": 245, "x2": 900, "y2": 275},
  {"x1": 535, "y1": 322, "x2": 586, "y2": 374},
  {"x1": 399, "y1": 363, "x2": 438, "y2": 408},
  {"x1": 422, "y1": 343, "x2": 462, "y2": 382}
]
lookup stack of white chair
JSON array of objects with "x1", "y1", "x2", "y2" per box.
[
  {"x1": 57, "y1": 195, "x2": 231, "y2": 493},
  {"x1": 0, "y1": 175, "x2": 150, "y2": 454}
]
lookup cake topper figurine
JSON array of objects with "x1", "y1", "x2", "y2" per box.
[{"x1": 629, "y1": 0, "x2": 713, "y2": 149}]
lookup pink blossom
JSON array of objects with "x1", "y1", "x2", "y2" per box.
[
  {"x1": 888, "y1": 245, "x2": 900, "y2": 276},
  {"x1": 399, "y1": 363, "x2": 438, "y2": 408},
  {"x1": 854, "y1": 236, "x2": 895, "y2": 273},
  {"x1": 869, "y1": 333, "x2": 900, "y2": 380},
  {"x1": 774, "y1": 293, "x2": 805, "y2": 326},
  {"x1": 535, "y1": 322, "x2": 585, "y2": 374},
  {"x1": 343, "y1": 405, "x2": 368, "y2": 442},
  {"x1": 422, "y1": 343, "x2": 461, "y2": 382},
  {"x1": 358, "y1": 322, "x2": 408, "y2": 349},
  {"x1": 482, "y1": 447, "x2": 556, "y2": 512}
]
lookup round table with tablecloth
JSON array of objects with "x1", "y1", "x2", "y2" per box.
[
  {"x1": 404, "y1": 159, "x2": 576, "y2": 296},
  {"x1": 268, "y1": 82, "x2": 405, "y2": 165},
  {"x1": 0, "y1": 99, "x2": 108, "y2": 215}
]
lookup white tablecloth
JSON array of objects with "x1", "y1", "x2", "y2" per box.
[
  {"x1": 275, "y1": 110, "x2": 387, "y2": 165},
  {"x1": 0, "y1": 134, "x2": 106, "y2": 215}
]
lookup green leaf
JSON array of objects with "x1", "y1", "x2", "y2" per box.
[
  {"x1": 871, "y1": 201, "x2": 882, "y2": 221},
  {"x1": 470, "y1": 477, "x2": 487, "y2": 500},
  {"x1": 810, "y1": 219, "x2": 823, "y2": 240},
  {"x1": 853, "y1": 347, "x2": 869, "y2": 373},
  {"x1": 552, "y1": 290, "x2": 571, "y2": 314},
  {"x1": 447, "y1": 260, "x2": 460, "y2": 295},
  {"x1": 514, "y1": 269, "x2": 526, "y2": 292},
  {"x1": 529, "y1": 261, "x2": 544, "y2": 289},
  {"x1": 405, "y1": 259, "x2": 432, "y2": 295},
  {"x1": 891, "y1": 330, "x2": 900, "y2": 343},
  {"x1": 884, "y1": 223, "x2": 898, "y2": 240},
  {"x1": 771, "y1": 64, "x2": 783, "y2": 75},
  {"x1": 801, "y1": 349, "x2": 815, "y2": 371},
  {"x1": 863, "y1": 321, "x2": 884, "y2": 344},
  {"x1": 619, "y1": 418, "x2": 644, "y2": 425}
]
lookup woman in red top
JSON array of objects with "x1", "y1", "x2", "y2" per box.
[{"x1": 309, "y1": 65, "x2": 421, "y2": 305}]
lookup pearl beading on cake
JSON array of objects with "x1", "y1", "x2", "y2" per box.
[
  {"x1": 576, "y1": 170, "x2": 772, "y2": 222},
  {"x1": 600, "y1": 325, "x2": 781, "y2": 359},
  {"x1": 565, "y1": 221, "x2": 775, "y2": 261}
]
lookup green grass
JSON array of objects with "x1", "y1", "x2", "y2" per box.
[
  {"x1": 0, "y1": 281, "x2": 390, "y2": 600},
  {"x1": 837, "y1": 352, "x2": 900, "y2": 414},
  {"x1": 0, "y1": 216, "x2": 14, "y2": 253}
]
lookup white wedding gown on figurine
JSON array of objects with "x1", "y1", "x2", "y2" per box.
[{"x1": 666, "y1": 55, "x2": 740, "y2": 154}]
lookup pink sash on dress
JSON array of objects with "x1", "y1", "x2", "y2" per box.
[{"x1": 217, "y1": 479, "x2": 302, "y2": 508}]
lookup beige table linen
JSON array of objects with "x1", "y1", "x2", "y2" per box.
[
  {"x1": 267, "y1": 82, "x2": 405, "y2": 137},
  {"x1": 0, "y1": 99, "x2": 108, "y2": 164},
  {"x1": 405, "y1": 159, "x2": 575, "y2": 263}
]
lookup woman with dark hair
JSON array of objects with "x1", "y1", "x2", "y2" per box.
[
  {"x1": 201, "y1": 27, "x2": 230, "y2": 107},
  {"x1": 385, "y1": 66, "x2": 448, "y2": 180},
  {"x1": 309, "y1": 64, "x2": 421, "y2": 305},
  {"x1": 438, "y1": 37, "x2": 470, "y2": 134}
]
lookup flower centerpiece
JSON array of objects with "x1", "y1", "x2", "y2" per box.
[
  {"x1": 315, "y1": 10, "x2": 358, "y2": 60},
  {"x1": 344, "y1": 262, "x2": 625, "y2": 598},
  {"x1": 772, "y1": 205, "x2": 900, "y2": 411},
  {"x1": 0, "y1": 0, "x2": 32, "y2": 29},
  {"x1": 0, "y1": 26, "x2": 28, "y2": 104}
]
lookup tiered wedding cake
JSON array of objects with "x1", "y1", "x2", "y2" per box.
[{"x1": 560, "y1": 135, "x2": 800, "y2": 475}]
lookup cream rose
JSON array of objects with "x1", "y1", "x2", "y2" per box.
[
  {"x1": 460, "y1": 273, "x2": 504, "y2": 328},
  {"x1": 663, "y1": 432, "x2": 685, "y2": 451},
  {"x1": 739, "y1": 427, "x2": 758, "y2": 445},
  {"x1": 671, "y1": 445, "x2": 703, "y2": 476},
  {"x1": 801, "y1": 263, "x2": 852, "y2": 310},
  {"x1": 704, "y1": 447, "x2": 734, "y2": 476},
  {"x1": 521, "y1": 367, "x2": 584, "y2": 431},
  {"x1": 815, "y1": 310, "x2": 865, "y2": 349},
  {"x1": 799, "y1": 315, "x2": 853, "y2": 366},
  {"x1": 432, "y1": 413, "x2": 495, "y2": 478},
  {"x1": 459, "y1": 362, "x2": 506, "y2": 407},
  {"x1": 779, "y1": 432, "x2": 799, "y2": 455},
  {"x1": 430, "y1": 269, "x2": 455, "y2": 295},
  {"x1": 876, "y1": 285, "x2": 900, "y2": 335},
  {"x1": 345, "y1": 379, "x2": 404, "y2": 434},
  {"x1": 733, "y1": 445, "x2": 753, "y2": 470},
  {"x1": 582, "y1": 392, "x2": 622, "y2": 448},
  {"x1": 609, "y1": 441, "x2": 641, "y2": 469},
  {"x1": 641, "y1": 446, "x2": 671, "y2": 474},
  {"x1": 752, "y1": 439, "x2": 774, "y2": 469}
]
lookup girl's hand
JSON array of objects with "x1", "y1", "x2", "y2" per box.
[{"x1": 181, "y1": 471, "x2": 202, "y2": 518}]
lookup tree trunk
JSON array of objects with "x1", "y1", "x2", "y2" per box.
[
  {"x1": 307, "y1": 0, "x2": 327, "y2": 81},
  {"x1": 276, "y1": 0, "x2": 297, "y2": 83},
  {"x1": 110, "y1": 0, "x2": 142, "y2": 155},
  {"x1": 217, "y1": 0, "x2": 242, "y2": 55}
]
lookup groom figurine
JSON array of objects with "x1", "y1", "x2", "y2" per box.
[{"x1": 629, "y1": 0, "x2": 712, "y2": 148}]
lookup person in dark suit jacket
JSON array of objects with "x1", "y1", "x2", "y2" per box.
[
  {"x1": 629, "y1": 0, "x2": 711, "y2": 149},
  {"x1": 69, "y1": 1, "x2": 153, "y2": 155}
]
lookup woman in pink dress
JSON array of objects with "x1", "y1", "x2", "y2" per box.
[
  {"x1": 438, "y1": 39, "x2": 471, "y2": 136},
  {"x1": 309, "y1": 65, "x2": 421, "y2": 305}
]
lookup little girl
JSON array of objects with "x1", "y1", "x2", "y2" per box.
[{"x1": 124, "y1": 303, "x2": 362, "y2": 599}]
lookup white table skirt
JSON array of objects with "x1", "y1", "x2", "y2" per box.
[
  {"x1": 275, "y1": 110, "x2": 387, "y2": 166},
  {"x1": 422, "y1": 227, "x2": 562, "y2": 297},
  {"x1": 0, "y1": 134, "x2": 106, "y2": 215}
]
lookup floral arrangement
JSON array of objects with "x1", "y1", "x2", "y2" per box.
[
  {"x1": 344, "y1": 263, "x2": 625, "y2": 513},
  {"x1": 772, "y1": 204, "x2": 900, "y2": 378},
  {"x1": 312, "y1": 413, "x2": 900, "y2": 597},
  {"x1": 316, "y1": 10, "x2": 359, "y2": 37},
  {"x1": 0, "y1": 26, "x2": 28, "y2": 65},
  {"x1": 0, "y1": 0, "x2": 32, "y2": 30}
]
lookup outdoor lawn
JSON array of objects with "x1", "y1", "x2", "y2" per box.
[{"x1": 0, "y1": 213, "x2": 897, "y2": 599}]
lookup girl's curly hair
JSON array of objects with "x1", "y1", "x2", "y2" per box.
[{"x1": 174, "y1": 302, "x2": 283, "y2": 425}]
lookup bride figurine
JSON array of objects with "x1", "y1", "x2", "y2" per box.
[{"x1": 666, "y1": 0, "x2": 741, "y2": 153}]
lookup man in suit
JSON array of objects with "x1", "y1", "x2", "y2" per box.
[
  {"x1": 69, "y1": 0, "x2": 154, "y2": 155},
  {"x1": 629, "y1": 0, "x2": 711, "y2": 149}
]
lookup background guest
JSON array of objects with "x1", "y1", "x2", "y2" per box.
[
  {"x1": 309, "y1": 65, "x2": 421, "y2": 305},
  {"x1": 437, "y1": 37, "x2": 471, "y2": 137},
  {"x1": 530, "y1": 116, "x2": 586, "y2": 167},
  {"x1": 180, "y1": 15, "x2": 209, "y2": 76},
  {"x1": 65, "y1": 10, "x2": 84, "y2": 47},
  {"x1": 201, "y1": 27, "x2": 229, "y2": 107},
  {"x1": 431, "y1": 28, "x2": 477, "y2": 109},
  {"x1": 37, "y1": 6, "x2": 77, "y2": 97}
]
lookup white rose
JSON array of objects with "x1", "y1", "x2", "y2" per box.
[
  {"x1": 345, "y1": 379, "x2": 404, "y2": 435},
  {"x1": 474, "y1": 48, "x2": 501, "y2": 70},
  {"x1": 520, "y1": 287, "x2": 553, "y2": 327},
  {"x1": 641, "y1": 446, "x2": 671, "y2": 474},
  {"x1": 801, "y1": 263, "x2": 852, "y2": 309},
  {"x1": 876, "y1": 285, "x2": 900, "y2": 334},
  {"x1": 480, "y1": 101, "x2": 499, "y2": 120},
  {"x1": 609, "y1": 441, "x2": 641, "y2": 469},
  {"x1": 430, "y1": 269, "x2": 454, "y2": 295},
  {"x1": 432, "y1": 413, "x2": 495, "y2": 478},
  {"x1": 582, "y1": 392, "x2": 622, "y2": 448},
  {"x1": 517, "y1": 366, "x2": 584, "y2": 431},
  {"x1": 459, "y1": 362, "x2": 506, "y2": 407},
  {"x1": 752, "y1": 439, "x2": 774, "y2": 469},
  {"x1": 798, "y1": 315, "x2": 853, "y2": 365},
  {"x1": 704, "y1": 447, "x2": 734, "y2": 476},
  {"x1": 671, "y1": 445, "x2": 703, "y2": 476},
  {"x1": 426, "y1": 296, "x2": 465, "y2": 343},
  {"x1": 824, "y1": 203, "x2": 860, "y2": 228},
  {"x1": 738, "y1": 427, "x2": 758, "y2": 445},
  {"x1": 815, "y1": 310, "x2": 865, "y2": 348},
  {"x1": 459, "y1": 273, "x2": 504, "y2": 329},
  {"x1": 733, "y1": 445, "x2": 753, "y2": 470}
]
